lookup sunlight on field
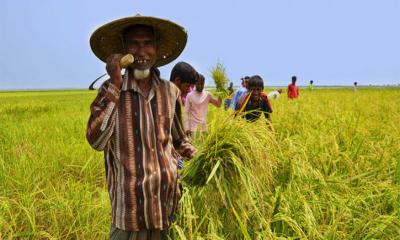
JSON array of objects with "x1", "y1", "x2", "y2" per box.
[{"x1": 0, "y1": 88, "x2": 399, "y2": 239}]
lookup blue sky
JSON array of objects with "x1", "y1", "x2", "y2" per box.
[{"x1": 0, "y1": 0, "x2": 399, "y2": 89}]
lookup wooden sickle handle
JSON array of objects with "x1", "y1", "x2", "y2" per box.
[{"x1": 119, "y1": 54, "x2": 134, "y2": 68}]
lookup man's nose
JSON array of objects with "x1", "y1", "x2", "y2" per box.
[{"x1": 135, "y1": 44, "x2": 147, "y2": 56}]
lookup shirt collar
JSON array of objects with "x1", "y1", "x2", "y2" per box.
[{"x1": 121, "y1": 68, "x2": 161, "y2": 92}]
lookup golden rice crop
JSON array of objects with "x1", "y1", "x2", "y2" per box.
[{"x1": 1, "y1": 88, "x2": 400, "y2": 239}]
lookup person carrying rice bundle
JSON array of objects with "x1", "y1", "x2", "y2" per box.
[
  {"x1": 235, "y1": 75, "x2": 273, "y2": 124},
  {"x1": 184, "y1": 73, "x2": 222, "y2": 136}
]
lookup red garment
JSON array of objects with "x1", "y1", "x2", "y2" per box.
[{"x1": 287, "y1": 83, "x2": 299, "y2": 99}]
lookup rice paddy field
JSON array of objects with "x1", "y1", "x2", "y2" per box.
[{"x1": 1, "y1": 87, "x2": 400, "y2": 239}]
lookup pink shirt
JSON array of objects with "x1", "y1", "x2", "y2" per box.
[{"x1": 184, "y1": 90, "x2": 220, "y2": 131}]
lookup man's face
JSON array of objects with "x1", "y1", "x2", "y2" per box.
[
  {"x1": 195, "y1": 79, "x2": 205, "y2": 92},
  {"x1": 174, "y1": 78, "x2": 192, "y2": 95},
  {"x1": 124, "y1": 27, "x2": 157, "y2": 70},
  {"x1": 243, "y1": 80, "x2": 249, "y2": 89},
  {"x1": 180, "y1": 82, "x2": 193, "y2": 95},
  {"x1": 249, "y1": 86, "x2": 263, "y2": 102}
]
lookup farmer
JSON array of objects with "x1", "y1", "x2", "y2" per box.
[
  {"x1": 267, "y1": 89, "x2": 283, "y2": 100},
  {"x1": 86, "y1": 15, "x2": 196, "y2": 240},
  {"x1": 229, "y1": 76, "x2": 249, "y2": 109},
  {"x1": 224, "y1": 82, "x2": 235, "y2": 110},
  {"x1": 308, "y1": 80, "x2": 314, "y2": 91},
  {"x1": 170, "y1": 61, "x2": 198, "y2": 104},
  {"x1": 353, "y1": 81, "x2": 358, "y2": 92},
  {"x1": 169, "y1": 61, "x2": 199, "y2": 150},
  {"x1": 287, "y1": 75, "x2": 300, "y2": 99},
  {"x1": 235, "y1": 75, "x2": 273, "y2": 123},
  {"x1": 184, "y1": 73, "x2": 222, "y2": 136}
]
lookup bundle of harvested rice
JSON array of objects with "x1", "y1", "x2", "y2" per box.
[{"x1": 210, "y1": 63, "x2": 229, "y2": 98}]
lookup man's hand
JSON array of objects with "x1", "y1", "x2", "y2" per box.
[
  {"x1": 106, "y1": 54, "x2": 124, "y2": 88},
  {"x1": 179, "y1": 142, "x2": 197, "y2": 159}
]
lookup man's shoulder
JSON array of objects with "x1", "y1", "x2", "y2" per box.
[
  {"x1": 238, "y1": 87, "x2": 246, "y2": 92},
  {"x1": 159, "y1": 78, "x2": 179, "y2": 92}
]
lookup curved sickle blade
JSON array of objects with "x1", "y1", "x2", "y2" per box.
[{"x1": 88, "y1": 73, "x2": 108, "y2": 90}]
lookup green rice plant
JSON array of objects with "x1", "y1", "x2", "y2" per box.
[{"x1": 210, "y1": 63, "x2": 229, "y2": 98}]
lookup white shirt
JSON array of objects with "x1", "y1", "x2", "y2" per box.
[{"x1": 267, "y1": 90, "x2": 281, "y2": 100}]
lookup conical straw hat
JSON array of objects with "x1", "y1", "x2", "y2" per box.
[{"x1": 90, "y1": 14, "x2": 187, "y2": 67}]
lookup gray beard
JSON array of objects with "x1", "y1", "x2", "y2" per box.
[{"x1": 134, "y1": 69, "x2": 150, "y2": 80}]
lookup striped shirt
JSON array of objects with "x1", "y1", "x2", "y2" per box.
[{"x1": 86, "y1": 69, "x2": 185, "y2": 231}]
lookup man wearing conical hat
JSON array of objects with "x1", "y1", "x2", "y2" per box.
[{"x1": 86, "y1": 15, "x2": 196, "y2": 239}]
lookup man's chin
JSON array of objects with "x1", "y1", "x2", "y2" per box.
[{"x1": 134, "y1": 69, "x2": 151, "y2": 80}]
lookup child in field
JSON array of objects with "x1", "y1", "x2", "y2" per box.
[
  {"x1": 288, "y1": 75, "x2": 300, "y2": 99},
  {"x1": 235, "y1": 75, "x2": 273, "y2": 123},
  {"x1": 224, "y1": 82, "x2": 235, "y2": 110},
  {"x1": 353, "y1": 81, "x2": 358, "y2": 92},
  {"x1": 309, "y1": 80, "x2": 314, "y2": 90},
  {"x1": 184, "y1": 74, "x2": 222, "y2": 135}
]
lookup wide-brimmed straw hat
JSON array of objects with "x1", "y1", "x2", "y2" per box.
[{"x1": 90, "y1": 14, "x2": 187, "y2": 67}]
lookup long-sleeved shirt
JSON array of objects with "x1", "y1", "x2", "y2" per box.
[
  {"x1": 86, "y1": 69, "x2": 185, "y2": 231},
  {"x1": 229, "y1": 86, "x2": 247, "y2": 109},
  {"x1": 184, "y1": 90, "x2": 220, "y2": 132},
  {"x1": 288, "y1": 83, "x2": 299, "y2": 99}
]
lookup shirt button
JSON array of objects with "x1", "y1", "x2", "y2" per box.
[{"x1": 151, "y1": 148, "x2": 155, "y2": 152}]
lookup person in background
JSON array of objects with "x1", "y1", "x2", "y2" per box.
[
  {"x1": 227, "y1": 82, "x2": 234, "y2": 95},
  {"x1": 170, "y1": 62, "x2": 198, "y2": 104},
  {"x1": 184, "y1": 74, "x2": 222, "y2": 136},
  {"x1": 224, "y1": 82, "x2": 235, "y2": 110},
  {"x1": 229, "y1": 76, "x2": 249, "y2": 109},
  {"x1": 353, "y1": 81, "x2": 358, "y2": 92},
  {"x1": 169, "y1": 62, "x2": 199, "y2": 153},
  {"x1": 267, "y1": 89, "x2": 283, "y2": 100},
  {"x1": 181, "y1": 85, "x2": 194, "y2": 105},
  {"x1": 309, "y1": 80, "x2": 314, "y2": 91},
  {"x1": 288, "y1": 75, "x2": 300, "y2": 99},
  {"x1": 235, "y1": 75, "x2": 273, "y2": 124}
]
